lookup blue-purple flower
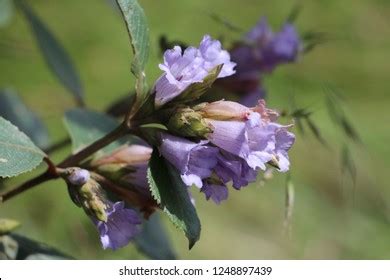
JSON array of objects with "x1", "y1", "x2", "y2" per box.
[
  {"x1": 159, "y1": 133, "x2": 219, "y2": 188},
  {"x1": 155, "y1": 35, "x2": 236, "y2": 106},
  {"x1": 216, "y1": 17, "x2": 302, "y2": 106},
  {"x1": 94, "y1": 201, "x2": 142, "y2": 250}
]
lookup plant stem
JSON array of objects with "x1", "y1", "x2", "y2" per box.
[
  {"x1": 0, "y1": 171, "x2": 55, "y2": 203},
  {"x1": 58, "y1": 122, "x2": 129, "y2": 168}
]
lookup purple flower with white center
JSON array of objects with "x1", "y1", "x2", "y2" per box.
[
  {"x1": 200, "y1": 182, "x2": 228, "y2": 204},
  {"x1": 155, "y1": 35, "x2": 236, "y2": 106},
  {"x1": 94, "y1": 201, "x2": 142, "y2": 250},
  {"x1": 159, "y1": 133, "x2": 219, "y2": 188}
]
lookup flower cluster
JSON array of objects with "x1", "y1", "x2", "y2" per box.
[
  {"x1": 153, "y1": 36, "x2": 295, "y2": 204},
  {"x1": 216, "y1": 17, "x2": 302, "y2": 106}
]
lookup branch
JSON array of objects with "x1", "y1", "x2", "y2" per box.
[
  {"x1": 0, "y1": 171, "x2": 56, "y2": 203},
  {"x1": 58, "y1": 122, "x2": 129, "y2": 168}
]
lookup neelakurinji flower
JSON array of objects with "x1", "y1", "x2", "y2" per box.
[
  {"x1": 94, "y1": 201, "x2": 142, "y2": 250},
  {"x1": 154, "y1": 35, "x2": 236, "y2": 106},
  {"x1": 66, "y1": 168, "x2": 142, "y2": 250},
  {"x1": 216, "y1": 17, "x2": 302, "y2": 106}
]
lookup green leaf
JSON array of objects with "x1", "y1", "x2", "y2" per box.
[
  {"x1": 0, "y1": 218, "x2": 20, "y2": 235},
  {"x1": 0, "y1": 89, "x2": 50, "y2": 149},
  {"x1": 19, "y1": 1, "x2": 84, "y2": 106},
  {"x1": 0, "y1": 117, "x2": 45, "y2": 178},
  {"x1": 63, "y1": 109, "x2": 130, "y2": 155},
  {"x1": 135, "y1": 213, "x2": 176, "y2": 260},
  {"x1": 0, "y1": 234, "x2": 72, "y2": 260},
  {"x1": 115, "y1": 0, "x2": 150, "y2": 77},
  {"x1": 147, "y1": 149, "x2": 201, "y2": 249},
  {"x1": 0, "y1": 0, "x2": 13, "y2": 28},
  {"x1": 168, "y1": 65, "x2": 223, "y2": 106},
  {"x1": 115, "y1": 0, "x2": 150, "y2": 106}
]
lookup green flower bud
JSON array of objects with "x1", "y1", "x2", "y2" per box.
[{"x1": 167, "y1": 107, "x2": 212, "y2": 138}]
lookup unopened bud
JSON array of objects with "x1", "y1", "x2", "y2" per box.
[
  {"x1": 78, "y1": 180, "x2": 108, "y2": 222},
  {"x1": 67, "y1": 168, "x2": 90, "y2": 186},
  {"x1": 167, "y1": 107, "x2": 212, "y2": 138},
  {"x1": 195, "y1": 100, "x2": 251, "y2": 121},
  {"x1": 93, "y1": 145, "x2": 152, "y2": 167}
]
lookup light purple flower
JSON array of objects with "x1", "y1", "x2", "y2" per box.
[
  {"x1": 159, "y1": 133, "x2": 219, "y2": 188},
  {"x1": 201, "y1": 182, "x2": 228, "y2": 204},
  {"x1": 234, "y1": 17, "x2": 301, "y2": 73},
  {"x1": 205, "y1": 108, "x2": 294, "y2": 173},
  {"x1": 155, "y1": 35, "x2": 236, "y2": 106},
  {"x1": 199, "y1": 35, "x2": 236, "y2": 78},
  {"x1": 215, "y1": 17, "x2": 301, "y2": 107},
  {"x1": 94, "y1": 201, "x2": 142, "y2": 250}
]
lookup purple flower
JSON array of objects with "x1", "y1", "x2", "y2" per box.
[
  {"x1": 215, "y1": 17, "x2": 301, "y2": 107},
  {"x1": 198, "y1": 35, "x2": 236, "y2": 78},
  {"x1": 204, "y1": 102, "x2": 294, "y2": 173},
  {"x1": 94, "y1": 201, "x2": 142, "y2": 250},
  {"x1": 200, "y1": 182, "x2": 228, "y2": 204},
  {"x1": 233, "y1": 17, "x2": 301, "y2": 74},
  {"x1": 159, "y1": 133, "x2": 219, "y2": 188},
  {"x1": 155, "y1": 35, "x2": 236, "y2": 106},
  {"x1": 68, "y1": 169, "x2": 90, "y2": 185}
]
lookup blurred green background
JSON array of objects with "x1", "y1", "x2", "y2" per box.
[{"x1": 1, "y1": 0, "x2": 390, "y2": 259}]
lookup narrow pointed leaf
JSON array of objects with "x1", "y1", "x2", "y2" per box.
[
  {"x1": 135, "y1": 213, "x2": 176, "y2": 259},
  {"x1": 0, "y1": 117, "x2": 45, "y2": 178},
  {"x1": 115, "y1": 0, "x2": 150, "y2": 106},
  {"x1": 147, "y1": 149, "x2": 201, "y2": 249},
  {"x1": 116, "y1": 0, "x2": 149, "y2": 77},
  {"x1": 0, "y1": 89, "x2": 50, "y2": 149},
  {"x1": 20, "y1": 2, "x2": 84, "y2": 106}
]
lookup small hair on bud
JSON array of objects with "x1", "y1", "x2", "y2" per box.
[{"x1": 68, "y1": 168, "x2": 91, "y2": 186}]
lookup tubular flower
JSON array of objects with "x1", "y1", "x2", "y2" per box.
[{"x1": 155, "y1": 35, "x2": 236, "y2": 106}]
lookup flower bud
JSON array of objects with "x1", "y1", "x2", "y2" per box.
[
  {"x1": 195, "y1": 100, "x2": 251, "y2": 121},
  {"x1": 78, "y1": 179, "x2": 109, "y2": 222},
  {"x1": 167, "y1": 107, "x2": 212, "y2": 138},
  {"x1": 67, "y1": 168, "x2": 90, "y2": 186},
  {"x1": 93, "y1": 145, "x2": 152, "y2": 167}
]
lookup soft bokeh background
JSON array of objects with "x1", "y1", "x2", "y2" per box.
[{"x1": 1, "y1": 0, "x2": 390, "y2": 259}]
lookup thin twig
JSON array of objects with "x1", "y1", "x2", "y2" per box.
[
  {"x1": 0, "y1": 171, "x2": 56, "y2": 203},
  {"x1": 58, "y1": 122, "x2": 129, "y2": 168}
]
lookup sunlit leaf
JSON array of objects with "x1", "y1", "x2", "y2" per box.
[
  {"x1": 0, "y1": 89, "x2": 50, "y2": 149},
  {"x1": 0, "y1": 117, "x2": 45, "y2": 178},
  {"x1": 115, "y1": 0, "x2": 150, "y2": 105},
  {"x1": 147, "y1": 149, "x2": 201, "y2": 249},
  {"x1": 135, "y1": 213, "x2": 176, "y2": 260},
  {"x1": 20, "y1": 1, "x2": 84, "y2": 106},
  {"x1": 0, "y1": 219, "x2": 20, "y2": 235}
]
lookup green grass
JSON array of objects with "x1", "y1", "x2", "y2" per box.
[{"x1": 1, "y1": 0, "x2": 390, "y2": 259}]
